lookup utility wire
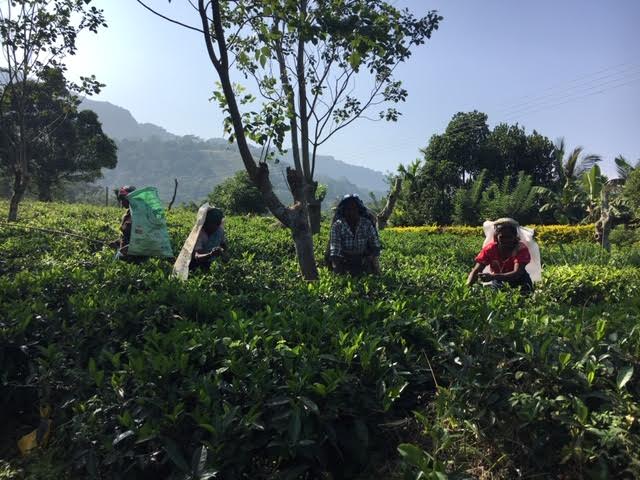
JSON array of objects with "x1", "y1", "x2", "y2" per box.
[
  {"x1": 339, "y1": 62, "x2": 640, "y2": 155},
  {"x1": 494, "y1": 62, "x2": 640, "y2": 112},
  {"x1": 502, "y1": 76, "x2": 640, "y2": 122},
  {"x1": 337, "y1": 71, "x2": 640, "y2": 165}
]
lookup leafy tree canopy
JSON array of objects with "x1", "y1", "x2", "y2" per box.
[
  {"x1": 393, "y1": 111, "x2": 557, "y2": 225},
  {"x1": 0, "y1": 0, "x2": 107, "y2": 220},
  {"x1": 0, "y1": 68, "x2": 117, "y2": 201},
  {"x1": 623, "y1": 168, "x2": 640, "y2": 214},
  {"x1": 146, "y1": 0, "x2": 443, "y2": 277},
  {"x1": 208, "y1": 170, "x2": 268, "y2": 215}
]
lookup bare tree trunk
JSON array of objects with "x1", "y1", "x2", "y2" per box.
[
  {"x1": 199, "y1": 0, "x2": 319, "y2": 279},
  {"x1": 8, "y1": 169, "x2": 27, "y2": 221},
  {"x1": 8, "y1": 104, "x2": 29, "y2": 220},
  {"x1": 291, "y1": 215, "x2": 318, "y2": 279},
  {"x1": 308, "y1": 200, "x2": 322, "y2": 234},
  {"x1": 275, "y1": 23, "x2": 322, "y2": 237},
  {"x1": 294, "y1": 2, "x2": 323, "y2": 236},
  {"x1": 595, "y1": 189, "x2": 611, "y2": 251},
  {"x1": 377, "y1": 178, "x2": 402, "y2": 230},
  {"x1": 167, "y1": 178, "x2": 178, "y2": 211},
  {"x1": 288, "y1": 194, "x2": 318, "y2": 280},
  {"x1": 307, "y1": 181, "x2": 322, "y2": 234},
  {"x1": 286, "y1": 167, "x2": 319, "y2": 279},
  {"x1": 37, "y1": 178, "x2": 53, "y2": 202}
]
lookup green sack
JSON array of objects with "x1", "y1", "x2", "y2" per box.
[{"x1": 126, "y1": 187, "x2": 173, "y2": 257}]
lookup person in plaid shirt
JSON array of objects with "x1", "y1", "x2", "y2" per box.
[{"x1": 328, "y1": 195, "x2": 381, "y2": 275}]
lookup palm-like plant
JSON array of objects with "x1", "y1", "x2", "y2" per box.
[
  {"x1": 614, "y1": 155, "x2": 640, "y2": 181},
  {"x1": 554, "y1": 138, "x2": 601, "y2": 190},
  {"x1": 480, "y1": 172, "x2": 538, "y2": 223},
  {"x1": 534, "y1": 139, "x2": 601, "y2": 223}
]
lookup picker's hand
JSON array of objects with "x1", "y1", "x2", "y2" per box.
[
  {"x1": 209, "y1": 247, "x2": 224, "y2": 258},
  {"x1": 478, "y1": 272, "x2": 493, "y2": 282}
]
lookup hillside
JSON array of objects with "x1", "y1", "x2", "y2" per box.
[
  {"x1": 80, "y1": 99, "x2": 177, "y2": 141},
  {"x1": 80, "y1": 99, "x2": 389, "y2": 205}
]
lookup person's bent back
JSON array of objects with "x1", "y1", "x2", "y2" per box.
[
  {"x1": 467, "y1": 218, "x2": 533, "y2": 292},
  {"x1": 190, "y1": 207, "x2": 228, "y2": 271}
]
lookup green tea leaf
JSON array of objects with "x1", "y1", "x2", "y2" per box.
[
  {"x1": 299, "y1": 396, "x2": 319, "y2": 415},
  {"x1": 191, "y1": 445, "x2": 208, "y2": 476},
  {"x1": 161, "y1": 436, "x2": 189, "y2": 473},
  {"x1": 112, "y1": 430, "x2": 134, "y2": 447},
  {"x1": 397, "y1": 443, "x2": 432, "y2": 472},
  {"x1": 559, "y1": 352, "x2": 572, "y2": 369},
  {"x1": 617, "y1": 366, "x2": 634, "y2": 390}
]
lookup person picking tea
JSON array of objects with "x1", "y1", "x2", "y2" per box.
[
  {"x1": 190, "y1": 207, "x2": 228, "y2": 270},
  {"x1": 466, "y1": 218, "x2": 533, "y2": 291}
]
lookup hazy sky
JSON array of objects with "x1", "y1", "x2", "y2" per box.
[{"x1": 66, "y1": 0, "x2": 640, "y2": 177}]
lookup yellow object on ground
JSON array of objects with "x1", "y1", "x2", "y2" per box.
[{"x1": 17, "y1": 405, "x2": 52, "y2": 456}]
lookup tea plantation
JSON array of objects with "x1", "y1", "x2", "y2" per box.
[{"x1": 1, "y1": 202, "x2": 639, "y2": 479}]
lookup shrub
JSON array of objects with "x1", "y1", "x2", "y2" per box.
[
  {"x1": 387, "y1": 224, "x2": 596, "y2": 244},
  {"x1": 208, "y1": 171, "x2": 267, "y2": 215},
  {"x1": 1, "y1": 201, "x2": 638, "y2": 479}
]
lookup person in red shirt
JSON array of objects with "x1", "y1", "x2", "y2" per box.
[{"x1": 466, "y1": 219, "x2": 533, "y2": 292}]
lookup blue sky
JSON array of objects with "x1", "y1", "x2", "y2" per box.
[{"x1": 66, "y1": 0, "x2": 640, "y2": 177}]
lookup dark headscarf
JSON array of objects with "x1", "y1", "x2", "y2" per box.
[
  {"x1": 333, "y1": 194, "x2": 377, "y2": 225},
  {"x1": 205, "y1": 207, "x2": 224, "y2": 225}
]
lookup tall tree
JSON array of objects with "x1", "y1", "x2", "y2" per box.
[
  {"x1": 395, "y1": 112, "x2": 556, "y2": 225},
  {"x1": 553, "y1": 139, "x2": 601, "y2": 191},
  {"x1": 422, "y1": 110, "x2": 490, "y2": 185},
  {"x1": 143, "y1": 0, "x2": 441, "y2": 279},
  {"x1": 0, "y1": 0, "x2": 106, "y2": 221},
  {"x1": 391, "y1": 157, "x2": 457, "y2": 225},
  {"x1": 9, "y1": 68, "x2": 117, "y2": 201},
  {"x1": 32, "y1": 108, "x2": 117, "y2": 201},
  {"x1": 483, "y1": 124, "x2": 556, "y2": 188}
]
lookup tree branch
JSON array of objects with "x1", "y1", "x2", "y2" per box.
[
  {"x1": 296, "y1": 0, "x2": 311, "y2": 181},
  {"x1": 274, "y1": 20, "x2": 302, "y2": 174},
  {"x1": 167, "y1": 178, "x2": 179, "y2": 211},
  {"x1": 135, "y1": 0, "x2": 204, "y2": 33},
  {"x1": 377, "y1": 178, "x2": 402, "y2": 230},
  {"x1": 197, "y1": 0, "x2": 221, "y2": 71}
]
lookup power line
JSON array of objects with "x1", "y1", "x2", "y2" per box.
[
  {"x1": 501, "y1": 70, "x2": 640, "y2": 120},
  {"x1": 493, "y1": 62, "x2": 640, "y2": 112},
  {"x1": 337, "y1": 68, "x2": 640, "y2": 165}
]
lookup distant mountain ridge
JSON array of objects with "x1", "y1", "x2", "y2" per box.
[
  {"x1": 80, "y1": 99, "x2": 389, "y2": 205},
  {"x1": 81, "y1": 99, "x2": 177, "y2": 141}
]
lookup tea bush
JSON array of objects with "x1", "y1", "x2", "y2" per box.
[
  {"x1": 388, "y1": 224, "x2": 596, "y2": 244},
  {"x1": 0, "y1": 201, "x2": 638, "y2": 479}
]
